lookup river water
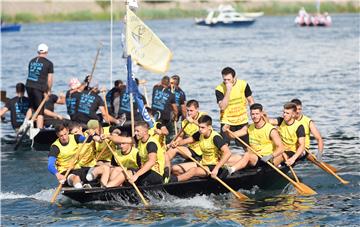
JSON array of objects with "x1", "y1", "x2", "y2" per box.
[{"x1": 1, "y1": 15, "x2": 359, "y2": 226}]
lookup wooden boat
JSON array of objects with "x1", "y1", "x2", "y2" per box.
[
  {"x1": 1, "y1": 23, "x2": 21, "y2": 32},
  {"x1": 62, "y1": 163, "x2": 294, "y2": 204}
]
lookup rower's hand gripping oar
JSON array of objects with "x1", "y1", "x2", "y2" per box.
[
  {"x1": 50, "y1": 135, "x2": 89, "y2": 204},
  {"x1": 104, "y1": 140, "x2": 149, "y2": 206},
  {"x1": 226, "y1": 129, "x2": 317, "y2": 196},
  {"x1": 304, "y1": 149, "x2": 349, "y2": 185},
  {"x1": 282, "y1": 153, "x2": 317, "y2": 195},
  {"x1": 176, "y1": 146, "x2": 249, "y2": 200},
  {"x1": 14, "y1": 94, "x2": 49, "y2": 150}
]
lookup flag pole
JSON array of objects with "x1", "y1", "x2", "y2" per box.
[{"x1": 125, "y1": 3, "x2": 135, "y2": 137}]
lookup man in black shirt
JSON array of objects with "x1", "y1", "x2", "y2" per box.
[
  {"x1": 0, "y1": 83, "x2": 31, "y2": 130},
  {"x1": 170, "y1": 75, "x2": 186, "y2": 120},
  {"x1": 26, "y1": 43, "x2": 54, "y2": 128},
  {"x1": 44, "y1": 93, "x2": 66, "y2": 126},
  {"x1": 106, "y1": 80, "x2": 124, "y2": 117}
]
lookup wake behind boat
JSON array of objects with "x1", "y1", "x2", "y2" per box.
[{"x1": 195, "y1": 5, "x2": 260, "y2": 27}]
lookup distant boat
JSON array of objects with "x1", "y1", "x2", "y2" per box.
[
  {"x1": 1, "y1": 23, "x2": 21, "y2": 32},
  {"x1": 195, "y1": 5, "x2": 262, "y2": 27},
  {"x1": 295, "y1": 1, "x2": 331, "y2": 27}
]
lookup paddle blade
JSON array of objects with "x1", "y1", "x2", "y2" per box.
[
  {"x1": 322, "y1": 162, "x2": 337, "y2": 173},
  {"x1": 236, "y1": 192, "x2": 249, "y2": 200},
  {"x1": 295, "y1": 182, "x2": 317, "y2": 196}
]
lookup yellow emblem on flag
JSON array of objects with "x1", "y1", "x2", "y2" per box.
[{"x1": 126, "y1": 7, "x2": 172, "y2": 74}]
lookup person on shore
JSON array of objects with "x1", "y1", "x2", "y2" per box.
[
  {"x1": 0, "y1": 83, "x2": 32, "y2": 131},
  {"x1": 105, "y1": 121, "x2": 165, "y2": 186},
  {"x1": 266, "y1": 102, "x2": 306, "y2": 166},
  {"x1": 291, "y1": 98, "x2": 324, "y2": 160},
  {"x1": 26, "y1": 43, "x2": 53, "y2": 129},
  {"x1": 169, "y1": 115, "x2": 232, "y2": 182},
  {"x1": 222, "y1": 103, "x2": 285, "y2": 174},
  {"x1": 166, "y1": 99, "x2": 206, "y2": 175},
  {"x1": 215, "y1": 67, "x2": 254, "y2": 150},
  {"x1": 151, "y1": 76, "x2": 178, "y2": 142}
]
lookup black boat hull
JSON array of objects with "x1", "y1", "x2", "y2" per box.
[{"x1": 62, "y1": 164, "x2": 291, "y2": 204}]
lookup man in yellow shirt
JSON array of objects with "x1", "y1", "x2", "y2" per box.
[
  {"x1": 291, "y1": 98, "x2": 324, "y2": 160},
  {"x1": 215, "y1": 67, "x2": 254, "y2": 150},
  {"x1": 223, "y1": 103, "x2": 285, "y2": 174}
]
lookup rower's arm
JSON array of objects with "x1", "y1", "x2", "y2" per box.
[
  {"x1": 309, "y1": 121, "x2": 324, "y2": 152},
  {"x1": 216, "y1": 144, "x2": 232, "y2": 169},
  {"x1": 99, "y1": 106, "x2": 119, "y2": 124},
  {"x1": 171, "y1": 103, "x2": 178, "y2": 120},
  {"x1": 217, "y1": 90, "x2": 231, "y2": 111},
  {"x1": 0, "y1": 107, "x2": 9, "y2": 117},
  {"x1": 133, "y1": 152, "x2": 156, "y2": 179},
  {"x1": 107, "y1": 135, "x2": 133, "y2": 144},
  {"x1": 270, "y1": 129, "x2": 285, "y2": 158},
  {"x1": 246, "y1": 95, "x2": 255, "y2": 107},
  {"x1": 47, "y1": 73, "x2": 53, "y2": 93},
  {"x1": 223, "y1": 124, "x2": 248, "y2": 138},
  {"x1": 180, "y1": 104, "x2": 186, "y2": 120},
  {"x1": 176, "y1": 136, "x2": 195, "y2": 146},
  {"x1": 44, "y1": 109, "x2": 63, "y2": 120},
  {"x1": 294, "y1": 136, "x2": 305, "y2": 159}
]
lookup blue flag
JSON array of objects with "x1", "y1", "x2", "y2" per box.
[{"x1": 126, "y1": 56, "x2": 153, "y2": 128}]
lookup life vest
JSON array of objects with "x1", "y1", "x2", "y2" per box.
[
  {"x1": 278, "y1": 119, "x2": 302, "y2": 153},
  {"x1": 199, "y1": 130, "x2": 223, "y2": 166},
  {"x1": 94, "y1": 126, "x2": 114, "y2": 161},
  {"x1": 148, "y1": 121, "x2": 166, "y2": 149},
  {"x1": 138, "y1": 136, "x2": 165, "y2": 176},
  {"x1": 181, "y1": 112, "x2": 206, "y2": 156},
  {"x1": 297, "y1": 115, "x2": 312, "y2": 150},
  {"x1": 248, "y1": 122, "x2": 275, "y2": 156},
  {"x1": 75, "y1": 138, "x2": 96, "y2": 168},
  {"x1": 52, "y1": 134, "x2": 79, "y2": 173},
  {"x1": 215, "y1": 79, "x2": 248, "y2": 125},
  {"x1": 113, "y1": 147, "x2": 139, "y2": 169}
]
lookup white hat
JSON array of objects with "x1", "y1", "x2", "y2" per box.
[
  {"x1": 37, "y1": 43, "x2": 48, "y2": 53},
  {"x1": 68, "y1": 77, "x2": 81, "y2": 90}
]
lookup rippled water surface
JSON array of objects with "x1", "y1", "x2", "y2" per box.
[{"x1": 1, "y1": 15, "x2": 359, "y2": 226}]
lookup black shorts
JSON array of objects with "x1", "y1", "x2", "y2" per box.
[
  {"x1": 254, "y1": 158, "x2": 267, "y2": 168},
  {"x1": 220, "y1": 123, "x2": 249, "y2": 149},
  {"x1": 185, "y1": 148, "x2": 202, "y2": 162},
  {"x1": 26, "y1": 87, "x2": 45, "y2": 115},
  {"x1": 62, "y1": 167, "x2": 91, "y2": 184},
  {"x1": 204, "y1": 165, "x2": 229, "y2": 179},
  {"x1": 137, "y1": 170, "x2": 163, "y2": 186}
]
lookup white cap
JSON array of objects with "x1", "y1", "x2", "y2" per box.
[
  {"x1": 37, "y1": 43, "x2": 48, "y2": 53},
  {"x1": 68, "y1": 77, "x2": 81, "y2": 90}
]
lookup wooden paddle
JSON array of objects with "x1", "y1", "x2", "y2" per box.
[
  {"x1": 282, "y1": 153, "x2": 317, "y2": 195},
  {"x1": 50, "y1": 135, "x2": 89, "y2": 204},
  {"x1": 101, "y1": 89, "x2": 111, "y2": 124},
  {"x1": 104, "y1": 140, "x2": 149, "y2": 206},
  {"x1": 226, "y1": 129, "x2": 317, "y2": 196},
  {"x1": 176, "y1": 146, "x2": 249, "y2": 200},
  {"x1": 304, "y1": 149, "x2": 349, "y2": 185},
  {"x1": 14, "y1": 94, "x2": 48, "y2": 150},
  {"x1": 174, "y1": 120, "x2": 178, "y2": 135},
  {"x1": 306, "y1": 154, "x2": 337, "y2": 173},
  {"x1": 87, "y1": 42, "x2": 103, "y2": 85}
]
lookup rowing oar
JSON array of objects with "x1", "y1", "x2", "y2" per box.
[
  {"x1": 306, "y1": 154, "x2": 337, "y2": 173},
  {"x1": 304, "y1": 149, "x2": 349, "y2": 185},
  {"x1": 104, "y1": 140, "x2": 149, "y2": 206},
  {"x1": 176, "y1": 146, "x2": 249, "y2": 200},
  {"x1": 87, "y1": 42, "x2": 103, "y2": 85},
  {"x1": 14, "y1": 94, "x2": 48, "y2": 150},
  {"x1": 50, "y1": 135, "x2": 89, "y2": 204},
  {"x1": 226, "y1": 129, "x2": 317, "y2": 196},
  {"x1": 282, "y1": 153, "x2": 317, "y2": 195}
]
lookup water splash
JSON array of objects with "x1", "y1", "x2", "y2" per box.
[{"x1": 0, "y1": 188, "x2": 60, "y2": 202}]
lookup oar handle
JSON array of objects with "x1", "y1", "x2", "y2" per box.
[
  {"x1": 104, "y1": 140, "x2": 149, "y2": 206},
  {"x1": 282, "y1": 153, "x2": 300, "y2": 183},
  {"x1": 50, "y1": 135, "x2": 89, "y2": 204},
  {"x1": 176, "y1": 147, "x2": 248, "y2": 200},
  {"x1": 170, "y1": 121, "x2": 189, "y2": 145},
  {"x1": 87, "y1": 42, "x2": 103, "y2": 85}
]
